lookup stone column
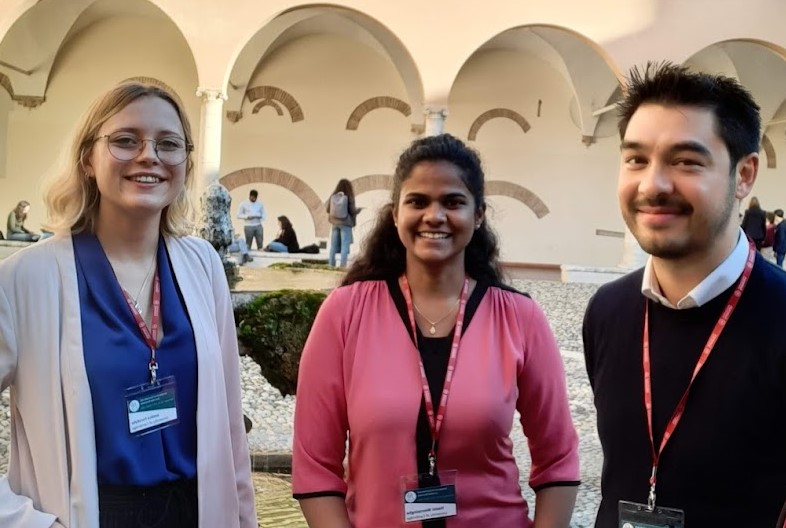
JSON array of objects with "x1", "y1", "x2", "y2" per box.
[
  {"x1": 195, "y1": 88, "x2": 226, "y2": 194},
  {"x1": 619, "y1": 227, "x2": 649, "y2": 270},
  {"x1": 423, "y1": 107, "x2": 447, "y2": 136}
]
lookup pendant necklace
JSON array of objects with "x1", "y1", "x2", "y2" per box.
[
  {"x1": 413, "y1": 297, "x2": 461, "y2": 335},
  {"x1": 125, "y1": 256, "x2": 156, "y2": 314}
]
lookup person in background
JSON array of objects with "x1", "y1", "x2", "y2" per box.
[
  {"x1": 762, "y1": 210, "x2": 777, "y2": 261},
  {"x1": 584, "y1": 62, "x2": 786, "y2": 527},
  {"x1": 326, "y1": 178, "x2": 360, "y2": 267},
  {"x1": 741, "y1": 195, "x2": 766, "y2": 250},
  {"x1": 293, "y1": 134, "x2": 579, "y2": 528},
  {"x1": 0, "y1": 81, "x2": 256, "y2": 527},
  {"x1": 264, "y1": 215, "x2": 299, "y2": 253},
  {"x1": 237, "y1": 189, "x2": 265, "y2": 250},
  {"x1": 228, "y1": 233, "x2": 253, "y2": 264},
  {"x1": 774, "y1": 208, "x2": 786, "y2": 268},
  {"x1": 6, "y1": 200, "x2": 41, "y2": 242}
]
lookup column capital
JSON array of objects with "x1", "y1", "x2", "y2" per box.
[
  {"x1": 423, "y1": 106, "x2": 448, "y2": 118},
  {"x1": 423, "y1": 106, "x2": 448, "y2": 136},
  {"x1": 196, "y1": 87, "x2": 227, "y2": 101}
]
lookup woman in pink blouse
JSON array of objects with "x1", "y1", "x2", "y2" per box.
[{"x1": 293, "y1": 134, "x2": 579, "y2": 527}]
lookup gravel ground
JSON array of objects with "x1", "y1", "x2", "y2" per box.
[{"x1": 0, "y1": 278, "x2": 602, "y2": 526}]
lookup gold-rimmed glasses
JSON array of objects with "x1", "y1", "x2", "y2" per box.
[{"x1": 95, "y1": 132, "x2": 192, "y2": 166}]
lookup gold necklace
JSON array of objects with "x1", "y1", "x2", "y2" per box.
[{"x1": 413, "y1": 297, "x2": 460, "y2": 335}]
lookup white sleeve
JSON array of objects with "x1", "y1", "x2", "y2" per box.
[
  {"x1": 237, "y1": 203, "x2": 247, "y2": 220},
  {"x1": 0, "y1": 286, "x2": 60, "y2": 528},
  {"x1": 206, "y1": 247, "x2": 257, "y2": 527}
]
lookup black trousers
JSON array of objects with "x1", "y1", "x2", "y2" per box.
[{"x1": 98, "y1": 478, "x2": 198, "y2": 528}]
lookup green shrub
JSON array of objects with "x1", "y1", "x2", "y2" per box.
[
  {"x1": 235, "y1": 289, "x2": 327, "y2": 396},
  {"x1": 268, "y1": 261, "x2": 340, "y2": 272}
]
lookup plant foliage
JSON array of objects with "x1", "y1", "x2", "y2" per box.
[
  {"x1": 235, "y1": 289, "x2": 327, "y2": 396},
  {"x1": 268, "y1": 261, "x2": 340, "y2": 272}
]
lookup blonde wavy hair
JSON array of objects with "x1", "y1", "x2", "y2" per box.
[{"x1": 43, "y1": 82, "x2": 195, "y2": 236}]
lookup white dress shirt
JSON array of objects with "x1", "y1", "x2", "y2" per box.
[
  {"x1": 237, "y1": 200, "x2": 265, "y2": 226},
  {"x1": 641, "y1": 228, "x2": 749, "y2": 309}
]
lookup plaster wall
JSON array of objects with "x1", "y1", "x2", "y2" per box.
[
  {"x1": 748, "y1": 123, "x2": 786, "y2": 214},
  {"x1": 0, "y1": 14, "x2": 199, "y2": 231},
  {"x1": 222, "y1": 33, "x2": 414, "y2": 250},
  {"x1": 0, "y1": 90, "x2": 10, "y2": 185},
  {"x1": 3, "y1": 0, "x2": 786, "y2": 265},
  {"x1": 448, "y1": 49, "x2": 624, "y2": 266}
]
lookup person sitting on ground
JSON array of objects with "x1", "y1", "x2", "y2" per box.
[
  {"x1": 228, "y1": 233, "x2": 253, "y2": 264},
  {"x1": 7, "y1": 201, "x2": 41, "y2": 242},
  {"x1": 264, "y1": 215, "x2": 299, "y2": 253}
]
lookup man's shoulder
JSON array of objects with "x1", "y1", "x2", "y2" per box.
[
  {"x1": 751, "y1": 255, "x2": 786, "y2": 294},
  {"x1": 587, "y1": 268, "x2": 644, "y2": 314}
]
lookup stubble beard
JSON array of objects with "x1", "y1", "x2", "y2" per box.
[{"x1": 626, "y1": 182, "x2": 736, "y2": 261}]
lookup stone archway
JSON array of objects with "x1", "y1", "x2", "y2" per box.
[
  {"x1": 219, "y1": 169, "x2": 550, "y2": 238},
  {"x1": 220, "y1": 167, "x2": 330, "y2": 236},
  {"x1": 486, "y1": 181, "x2": 549, "y2": 218}
]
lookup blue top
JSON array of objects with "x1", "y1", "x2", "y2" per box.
[{"x1": 73, "y1": 232, "x2": 198, "y2": 485}]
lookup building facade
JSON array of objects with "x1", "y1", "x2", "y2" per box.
[{"x1": 2, "y1": 0, "x2": 785, "y2": 267}]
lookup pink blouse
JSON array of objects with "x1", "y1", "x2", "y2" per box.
[{"x1": 293, "y1": 280, "x2": 579, "y2": 527}]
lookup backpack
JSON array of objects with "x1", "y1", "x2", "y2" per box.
[
  {"x1": 299, "y1": 243, "x2": 320, "y2": 254},
  {"x1": 329, "y1": 192, "x2": 349, "y2": 221}
]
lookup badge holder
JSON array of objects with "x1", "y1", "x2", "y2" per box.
[
  {"x1": 401, "y1": 470, "x2": 457, "y2": 523},
  {"x1": 125, "y1": 375, "x2": 179, "y2": 437},
  {"x1": 619, "y1": 500, "x2": 685, "y2": 528}
]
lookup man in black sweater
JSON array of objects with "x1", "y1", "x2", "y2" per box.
[{"x1": 583, "y1": 63, "x2": 786, "y2": 527}]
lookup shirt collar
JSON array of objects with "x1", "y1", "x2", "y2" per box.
[{"x1": 641, "y1": 228, "x2": 749, "y2": 309}]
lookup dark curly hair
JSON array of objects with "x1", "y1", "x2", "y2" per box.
[{"x1": 342, "y1": 134, "x2": 503, "y2": 286}]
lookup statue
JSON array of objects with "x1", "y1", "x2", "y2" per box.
[{"x1": 198, "y1": 181, "x2": 240, "y2": 287}]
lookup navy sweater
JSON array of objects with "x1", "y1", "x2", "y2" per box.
[{"x1": 583, "y1": 254, "x2": 786, "y2": 528}]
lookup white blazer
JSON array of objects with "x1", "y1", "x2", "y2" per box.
[{"x1": 0, "y1": 235, "x2": 256, "y2": 527}]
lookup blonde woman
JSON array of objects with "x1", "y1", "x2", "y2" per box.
[{"x1": 0, "y1": 82, "x2": 255, "y2": 527}]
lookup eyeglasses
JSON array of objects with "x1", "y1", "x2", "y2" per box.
[{"x1": 95, "y1": 132, "x2": 193, "y2": 166}]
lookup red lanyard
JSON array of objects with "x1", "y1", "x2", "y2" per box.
[
  {"x1": 121, "y1": 270, "x2": 162, "y2": 384},
  {"x1": 399, "y1": 274, "x2": 469, "y2": 476},
  {"x1": 643, "y1": 242, "x2": 755, "y2": 509}
]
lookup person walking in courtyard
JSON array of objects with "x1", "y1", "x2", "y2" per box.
[
  {"x1": 741, "y1": 195, "x2": 767, "y2": 250},
  {"x1": 774, "y1": 208, "x2": 786, "y2": 268},
  {"x1": 237, "y1": 189, "x2": 266, "y2": 250},
  {"x1": 293, "y1": 134, "x2": 579, "y2": 528},
  {"x1": 6, "y1": 200, "x2": 41, "y2": 242},
  {"x1": 583, "y1": 63, "x2": 786, "y2": 528},
  {"x1": 326, "y1": 178, "x2": 359, "y2": 267},
  {"x1": 264, "y1": 215, "x2": 299, "y2": 253},
  {"x1": 0, "y1": 82, "x2": 255, "y2": 527}
]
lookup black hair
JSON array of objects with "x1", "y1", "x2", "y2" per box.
[
  {"x1": 775, "y1": 209, "x2": 784, "y2": 219},
  {"x1": 250, "y1": 189, "x2": 258, "y2": 198},
  {"x1": 277, "y1": 215, "x2": 293, "y2": 230},
  {"x1": 618, "y1": 62, "x2": 761, "y2": 169},
  {"x1": 342, "y1": 134, "x2": 503, "y2": 286}
]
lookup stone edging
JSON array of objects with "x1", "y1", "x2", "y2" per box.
[{"x1": 250, "y1": 450, "x2": 292, "y2": 474}]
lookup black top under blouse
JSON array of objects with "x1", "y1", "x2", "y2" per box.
[{"x1": 388, "y1": 279, "x2": 489, "y2": 528}]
